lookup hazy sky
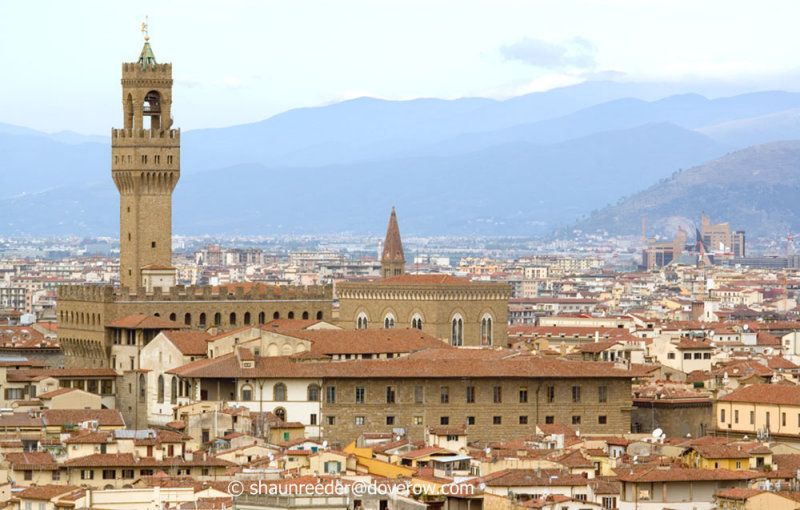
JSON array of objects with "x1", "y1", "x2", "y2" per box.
[{"x1": 2, "y1": 0, "x2": 799, "y2": 134}]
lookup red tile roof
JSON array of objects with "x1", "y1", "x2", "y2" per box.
[
  {"x1": 107, "y1": 314, "x2": 188, "y2": 329},
  {"x1": 17, "y1": 485, "x2": 80, "y2": 501},
  {"x1": 375, "y1": 274, "x2": 471, "y2": 285},
  {"x1": 163, "y1": 330, "x2": 212, "y2": 356},
  {"x1": 42, "y1": 409, "x2": 124, "y2": 427},
  {"x1": 169, "y1": 348, "x2": 635, "y2": 380},
  {"x1": 277, "y1": 328, "x2": 448, "y2": 355},
  {"x1": 719, "y1": 384, "x2": 800, "y2": 405},
  {"x1": 618, "y1": 466, "x2": 759, "y2": 482}
]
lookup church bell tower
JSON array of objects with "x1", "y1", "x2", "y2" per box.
[{"x1": 112, "y1": 27, "x2": 179, "y2": 290}]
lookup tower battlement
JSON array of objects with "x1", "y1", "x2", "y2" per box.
[
  {"x1": 111, "y1": 128, "x2": 180, "y2": 144},
  {"x1": 57, "y1": 284, "x2": 333, "y2": 303},
  {"x1": 122, "y1": 61, "x2": 172, "y2": 76}
]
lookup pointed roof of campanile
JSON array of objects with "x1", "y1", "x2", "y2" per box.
[
  {"x1": 138, "y1": 41, "x2": 157, "y2": 70},
  {"x1": 382, "y1": 207, "x2": 405, "y2": 264}
]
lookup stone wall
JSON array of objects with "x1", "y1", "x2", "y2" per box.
[{"x1": 320, "y1": 377, "x2": 631, "y2": 446}]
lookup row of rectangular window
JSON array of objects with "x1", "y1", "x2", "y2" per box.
[
  {"x1": 114, "y1": 154, "x2": 174, "y2": 165},
  {"x1": 325, "y1": 414, "x2": 608, "y2": 426},
  {"x1": 329, "y1": 385, "x2": 607, "y2": 404},
  {"x1": 720, "y1": 409, "x2": 800, "y2": 427}
]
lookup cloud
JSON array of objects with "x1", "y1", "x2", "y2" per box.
[
  {"x1": 580, "y1": 69, "x2": 627, "y2": 81},
  {"x1": 500, "y1": 36, "x2": 598, "y2": 71},
  {"x1": 223, "y1": 76, "x2": 243, "y2": 88}
]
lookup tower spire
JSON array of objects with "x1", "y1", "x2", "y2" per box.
[
  {"x1": 381, "y1": 206, "x2": 405, "y2": 279},
  {"x1": 138, "y1": 16, "x2": 157, "y2": 70}
]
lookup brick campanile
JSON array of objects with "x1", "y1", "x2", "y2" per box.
[{"x1": 112, "y1": 38, "x2": 180, "y2": 289}]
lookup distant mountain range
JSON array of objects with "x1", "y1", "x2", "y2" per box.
[
  {"x1": 573, "y1": 140, "x2": 800, "y2": 239},
  {"x1": 3, "y1": 80, "x2": 800, "y2": 238}
]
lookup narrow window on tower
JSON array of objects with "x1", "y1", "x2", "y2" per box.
[
  {"x1": 154, "y1": 155, "x2": 160, "y2": 164},
  {"x1": 167, "y1": 155, "x2": 173, "y2": 165},
  {"x1": 128, "y1": 233, "x2": 131, "y2": 241},
  {"x1": 142, "y1": 155, "x2": 147, "y2": 164},
  {"x1": 151, "y1": 242, "x2": 156, "y2": 248}
]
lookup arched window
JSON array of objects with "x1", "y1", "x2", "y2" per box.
[
  {"x1": 244, "y1": 312, "x2": 251, "y2": 325},
  {"x1": 169, "y1": 313, "x2": 176, "y2": 322},
  {"x1": 143, "y1": 90, "x2": 162, "y2": 130},
  {"x1": 451, "y1": 315, "x2": 464, "y2": 346},
  {"x1": 274, "y1": 407, "x2": 286, "y2": 422},
  {"x1": 411, "y1": 314, "x2": 423, "y2": 330},
  {"x1": 481, "y1": 314, "x2": 494, "y2": 345},
  {"x1": 214, "y1": 313, "x2": 221, "y2": 326},
  {"x1": 288, "y1": 311, "x2": 295, "y2": 319},
  {"x1": 157, "y1": 375, "x2": 165, "y2": 403},
  {"x1": 170, "y1": 377, "x2": 177, "y2": 404},
  {"x1": 356, "y1": 313, "x2": 368, "y2": 330},
  {"x1": 302, "y1": 311, "x2": 309, "y2": 320},
  {"x1": 258, "y1": 312, "x2": 266, "y2": 325},
  {"x1": 384, "y1": 313, "x2": 395, "y2": 329},
  {"x1": 316, "y1": 311, "x2": 323, "y2": 320},
  {"x1": 273, "y1": 311, "x2": 280, "y2": 320},
  {"x1": 241, "y1": 385, "x2": 253, "y2": 401},
  {"x1": 139, "y1": 374, "x2": 146, "y2": 401},
  {"x1": 307, "y1": 384, "x2": 320, "y2": 401},
  {"x1": 230, "y1": 312, "x2": 237, "y2": 326},
  {"x1": 184, "y1": 313, "x2": 191, "y2": 326},
  {"x1": 199, "y1": 313, "x2": 207, "y2": 327},
  {"x1": 273, "y1": 383, "x2": 287, "y2": 401}
]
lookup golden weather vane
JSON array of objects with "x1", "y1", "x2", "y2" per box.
[{"x1": 141, "y1": 15, "x2": 150, "y2": 41}]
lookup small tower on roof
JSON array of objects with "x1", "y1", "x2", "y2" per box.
[{"x1": 381, "y1": 207, "x2": 405, "y2": 279}]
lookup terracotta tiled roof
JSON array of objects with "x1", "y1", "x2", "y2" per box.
[
  {"x1": 673, "y1": 338, "x2": 714, "y2": 350},
  {"x1": 169, "y1": 348, "x2": 635, "y2": 380},
  {"x1": 719, "y1": 383, "x2": 800, "y2": 405},
  {"x1": 37, "y1": 387, "x2": 81, "y2": 399},
  {"x1": 482, "y1": 469, "x2": 589, "y2": 487},
  {"x1": 549, "y1": 449, "x2": 593, "y2": 468},
  {"x1": 401, "y1": 446, "x2": 449, "y2": 459},
  {"x1": 5, "y1": 451, "x2": 57, "y2": 470},
  {"x1": 715, "y1": 488, "x2": 764, "y2": 500},
  {"x1": 62, "y1": 453, "x2": 234, "y2": 468},
  {"x1": 377, "y1": 274, "x2": 472, "y2": 285},
  {"x1": 106, "y1": 314, "x2": 187, "y2": 329},
  {"x1": 163, "y1": 330, "x2": 212, "y2": 356},
  {"x1": 0, "y1": 412, "x2": 43, "y2": 428},
  {"x1": 17, "y1": 485, "x2": 81, "y2": 501},
  {"x1": 64, "y1": 430, "x2": 115, "y2": 444},
  {"x1": 42, "y1": 409, "x2": 124, "y2": 427},
  {"x1": 756, "y1": 332, "x2": 782, "y2": 346},
  {"x1": 428, "y1": 425, "x2": 467, "y2": 436},
  {"x1": 276, "y1": 328, "x2": 448, "y2": 355},
  {"x1": 618, "y1": 466, "x2": 759, "y2": 482},
  {"x1": 0, "y1": 325, "x2": 58, "y2": 349},
  {"x1": 686, "y1": 444, "x2": 751, "y2": 459},
  {"x1": 7, "y1": 368, "x2": 118, "y2": 382}
]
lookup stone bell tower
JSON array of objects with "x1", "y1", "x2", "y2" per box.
[
  {"x1": 381, "y1": 207, "x2": 405, "y2": 278},
  {"x1": 112, "y1": 32, "x2": 180, "y2": 290}
]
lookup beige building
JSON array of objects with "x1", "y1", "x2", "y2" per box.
[
  {"x1": 715, "y1": 384, "x2": 800, "y2": 439},
  {"x1": 337, "y1": 209, "x2": 510, "y2": 347}
]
